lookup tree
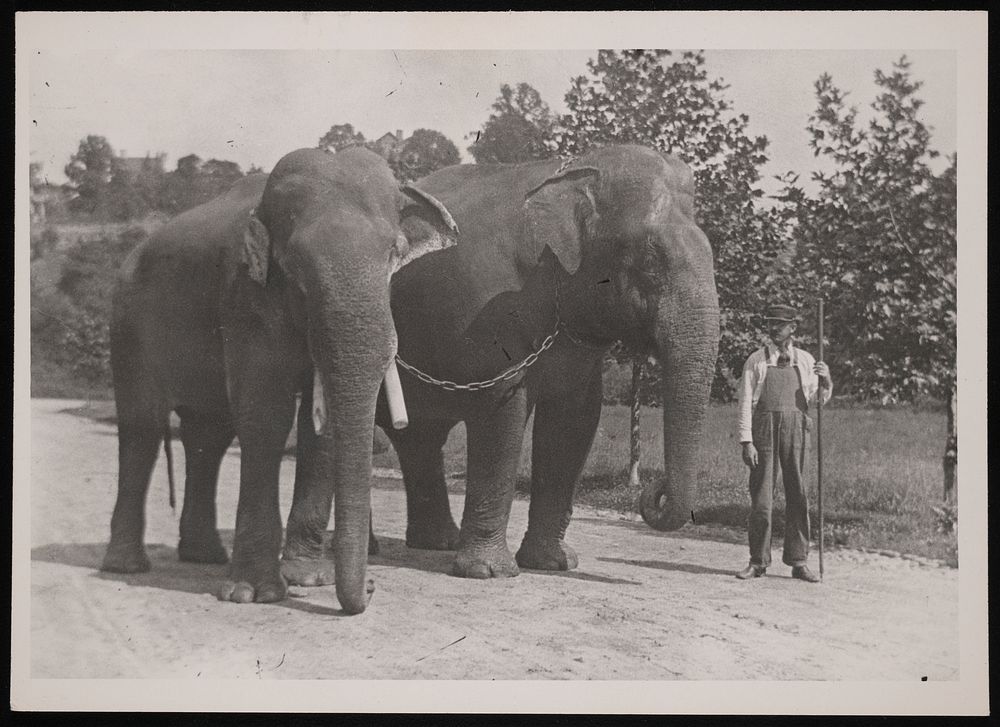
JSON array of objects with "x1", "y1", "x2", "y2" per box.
[
  {"x1": 101, "y1": 158, "x2": 151, "y2": 221},
  {"x1": 391, "y1": 128, "x2": 461, "y2": 182},
  {"x1": 468, "y1": 83, "x2": 557, "y2": 163},
  {"x1": 317, "y1": 123, "x2": 367, "y2": 153},
  {"x1": 553, "y1": 49, "x2": 791, "y2": 482},
  {"x1": 157, "y1": 155, "x2": 244, "y2": 215},
  {"x1": 200, "y1": 159, "x2": 245, "y2": 198},
  {"x1": 777, "y1": 56, "x2": 957, "y2": 499},
  {"x1": 158, "y1": 154, "x2": 203, "y2": 214},
  {"x1": 64, "y1": 135, "x2": 116, "y2": 215}
]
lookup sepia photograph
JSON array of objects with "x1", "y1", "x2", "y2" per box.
[{"x1": 12, "y1": 10, "x2": 988, "y2": 715}]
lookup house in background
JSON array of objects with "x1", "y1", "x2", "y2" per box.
[{"x1": 370, "y1": 130, "x2": 404, "y2": 159}]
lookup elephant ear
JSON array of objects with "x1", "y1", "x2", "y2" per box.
[
  {"x1": 242, "y1": 210, "x2": 270, "y2": 285},
  {"x1": 391, "y1": 185, "x2": 459, "y2": 276},
  {"x1": 521, "y1": 166, "x2": 600, "y2": 275}
]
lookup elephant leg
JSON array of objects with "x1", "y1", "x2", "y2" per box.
[
  {"x1": 219, "y1": 387, "x2": 295, "y2": 604},
  {"x1": 452, "y1": 390, "x2": 529, "y2": 578},
  {"x1": 283, "y1": 376, "x2": 381, "y2": 592},
  {"x1": 101, "y1": 412, "x2": 162, "y2": 573},
  {"x1": 176, "y1": 408, "x2": 234, "y2": 565},
  {"x1": 389, "y1": 420, "x2": 460, "y2": 551},
  {"x1": 281, "y1": 377, "x2": 338, "y2": 586},
  {"x1": 516, "y1": 373, "x2": 602, "y2": 571}
]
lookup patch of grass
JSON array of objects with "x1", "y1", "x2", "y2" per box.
[{"x1": 563, "y1": 404, "x2": 957, "y2": 564}]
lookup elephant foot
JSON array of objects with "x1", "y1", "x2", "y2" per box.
[
  {"x1": 406, "y1": 521, "x2": 461, "y2": 551},
  {"x1": 177, "y1": 535, "x2": 229, "y2": 565},
  {"x1": 452, "y1": 543, "x2": 519, "y2": 579},
  {"x1": 218, "y1": 563, "x2": 287, "y2": 604},
  {"x1": 101, "y1": 542, "x2": 151, "y2": 573},
  {"x1": 280, "y1": 557, "x2": 335, "y2": 587},
  {"x1": 515, "y1": 536, "x2": 579, "y2": 571}
]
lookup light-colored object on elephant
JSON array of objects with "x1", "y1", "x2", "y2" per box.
[
  {"x1": 383, "y1": 359, "x2": 408, "y2": 429},
  {"x1": 311, "y1": 361, "x2": 408, "y2": 434},
  {"x1": 312, "y1": 369, "x2": 326, "y2": 435}
]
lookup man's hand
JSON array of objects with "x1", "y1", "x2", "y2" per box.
[
  {"x1": 814, "y1": 360, "x2": 832, "y2": 388},
  {"x1": 741, "y1": 442, "x2": 758, "y2": 468}
]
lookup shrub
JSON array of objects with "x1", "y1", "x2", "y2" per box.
[
  {"x1": 31, "y1": 225, "x2": 148, "y2": 397},
  {"x1": 30, "y1": 226, "x2": 61, "y2": 261}
]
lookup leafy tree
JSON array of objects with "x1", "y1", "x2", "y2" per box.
[
  {"x1": 64, "y1": 135, "x2": 116, "y2": 215},
  {"x1": 468, "y1": 83, "x2": 557, "y2": 163},
  {"x1": 176, "y1": 153, "x2": 202, "y2": 178},
  {"x1": 158, "y1": 154, "x2": 202, "y2": 214},
  {"x1": 317, "y1": 123, "x2": 367, "y2": 153},
  {"x1": 200, "y1": 159, "x2": 245, "y2": 197},
  {"x1": 157, "y1": 154, "x2": 245, "y2": 214},
  {"x1": 776, "y1": 56, "x2": 957, "y2": 498},
  {"x1": 390, "y1": 128, "x2": 461, "y2": 182},
  {"x1": 101, "y1": 158, "x2": 152, "y2": 221}
]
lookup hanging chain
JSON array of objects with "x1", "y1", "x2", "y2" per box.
[{"x1": 394, "y1": 324, "x2": 561, "y2": 392}]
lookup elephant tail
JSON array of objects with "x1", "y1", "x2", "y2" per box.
[{"x1": 164, "y1": 423, "x2": 176, "y2": 511}]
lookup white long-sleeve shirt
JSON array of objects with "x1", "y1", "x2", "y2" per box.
[{"x1": 736, "y1": 342, "x2": 832, "y2": 443}]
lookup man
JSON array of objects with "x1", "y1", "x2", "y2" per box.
[{"x1": 735, "y1": 303, "x2": 832, "y2": 582}]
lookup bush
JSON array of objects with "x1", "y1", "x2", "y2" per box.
[
  {"x1": 60, "y1": 311, "x2": 112, "y2": 386},
  {"x1": 31, "y1": 225, "x2": 148, "y2": 397},
  {"x1": 30, "y1": 226, "x2": 60, "y2": 261}
]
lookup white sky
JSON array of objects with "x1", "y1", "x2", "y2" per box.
[{"x1": 27, "y1": 48, "x2": 956, "y2": 198}]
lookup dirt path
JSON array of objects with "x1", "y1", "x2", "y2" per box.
[{"x1": 26, "y1": 399, "x2": 958, "y2": 681}]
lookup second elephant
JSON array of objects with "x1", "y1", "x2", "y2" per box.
[{"x1": 364, "y1": 144, "x2": 720, "y2": 578}]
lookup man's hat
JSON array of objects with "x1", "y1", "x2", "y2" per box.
[{"x1": 762, "y1": 304, "x2": 800, "y2": 322}]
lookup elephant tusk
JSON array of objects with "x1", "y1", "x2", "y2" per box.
[
  {"x1": 312, "y1": 362, "x2": 408, "y2": 433},
  {"x1": 312, "y1": 370, "x2": 326, "y2": 436},
  {"x1": 383, "y1": 359, "x2": 408, "y2": 429}
]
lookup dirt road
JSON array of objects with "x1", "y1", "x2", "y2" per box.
[{"x1": 25, "y1": 399, "x2": 958, "y2": 681}]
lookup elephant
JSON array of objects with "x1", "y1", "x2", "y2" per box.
[
  {"x1": 356, "y1": 144, "x2": 721, "y2": 578},
  {"x1": 100, "y1": 146, "x2": 458, "y2": 613}
]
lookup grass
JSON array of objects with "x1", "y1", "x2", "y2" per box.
[{"x1": 570, "y1": 403, "x2": 957, "y2": 564}]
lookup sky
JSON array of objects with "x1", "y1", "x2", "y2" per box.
[{"x1": 27, "y1": 45, "x2": 957, "y2": 200}]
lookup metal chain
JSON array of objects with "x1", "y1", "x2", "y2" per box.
[{"x1": 394, "y1": 325, "x2": 561, "y2": 392}]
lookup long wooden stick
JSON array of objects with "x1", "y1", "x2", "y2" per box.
[{"x1": 816, "y1": 298, "x2": 825, "y2": 580}]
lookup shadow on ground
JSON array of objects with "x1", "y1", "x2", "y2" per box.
[
  {"x1": 30, "y1": 536, "x2": 344, "y2": 616},
  {"x1": 597, "y1": 556, "x2": 735, "y2": 577}
]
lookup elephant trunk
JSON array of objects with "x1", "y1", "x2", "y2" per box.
[
  {"x1": 311, "y1": 280, "x2": 394, "y2": 615},
  {"x1": 640, "y1": 275, "x2": 720, "y2": 531},
  {"x1": 323, "y1": 379, "x2": 377, "y2": 614}
]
